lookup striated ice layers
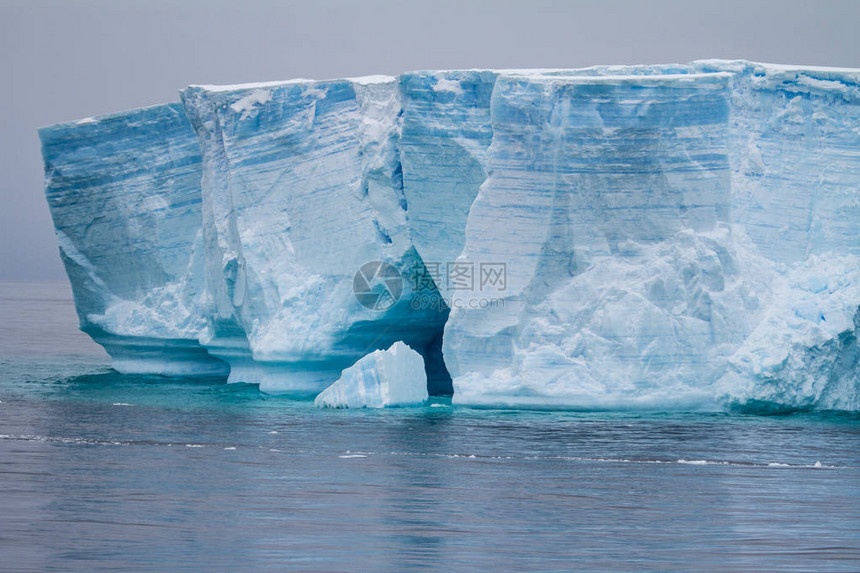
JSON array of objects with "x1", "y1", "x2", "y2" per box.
[
  {"x1": 40, "y1": 61, "x2": 860, "y2": 411},
  {"x1": 315, "y1": 341, "x2": 428, "y2": 408},
  {"x1": 40, "y1": 105, "x2": 228, "y2": 376},
  {"x1": 179, "y1": 77, "x2": 448, "y2": 395},
  {"x1": 445, "y1": 63, "x2": 860, "y2": 410},
  {"x1": 444, "y1": 72, "x2": 745, "y2": 409}
]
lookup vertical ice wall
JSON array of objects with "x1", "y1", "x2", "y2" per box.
[
  {"x1": 693, "y1": 62, "x2": 860, "y2": 410},
  {"x1": 39, "y1": 104, "x2": 227, "y2": 376},
  {"x1": 443, "y1": 72, "x2": 768, "y2": 408},
  {"x1": 694, "y1": 61, "x2": 860, "y2": 263},
  {"x1": 181, "y1": 78, "x2": 449, "y2": 395},
  {"x1": 396, "y1": 65, "x2": 699, "y2": 299},
  {"x1": 438, "y1": 64, "x2": 860, "y2": 410},
  {"x1": 179, "y1": 84, "x2": 257, "y2": 380},
  {"x1": 398, "y1": 71, "x2": 499, "y2": 298}
]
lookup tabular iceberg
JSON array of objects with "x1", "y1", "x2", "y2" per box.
[
  {"x1": 40, "y1": 60, "x2": 860, "y2": 412},
  {"x1": 315, "y1": 341, "x2": 428, "y2": 408}
]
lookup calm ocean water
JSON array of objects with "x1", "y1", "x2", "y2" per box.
[{"x1": 0, "y1": 281, "x2": 858, "y2": 572}]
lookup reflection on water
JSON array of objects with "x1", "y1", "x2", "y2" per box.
[
  {"x1": 0, "y1": 281, "x2": 108, "y2": 358},
  {"x1": 0, "y1": 360, "x2": 858, "y2": 571},
  {"x1": 0, "y1": 282, "x2": 859, "y2": 570}
]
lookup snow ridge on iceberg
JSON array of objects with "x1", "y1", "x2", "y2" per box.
[{"x1": 39, "y1": 61, "x2": 860, "y2": 411}]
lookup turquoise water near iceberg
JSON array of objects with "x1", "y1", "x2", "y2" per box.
[{"x1": 1, "y1": 281, "x2": 859, "y2": 571}]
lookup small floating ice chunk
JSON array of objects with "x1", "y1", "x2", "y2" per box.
[
  {"x1": 185, "y1": 444, "x2": 204, "y2": 448},
  {"x1": 224, "y1": 446, "x2": 236, "y2": 451},
  {"x1": 813, "y1": 461, "x2": 822, "y2": 467},
  {"x1": 315, "y1": 342, "x2": 428, "y2": 409}
]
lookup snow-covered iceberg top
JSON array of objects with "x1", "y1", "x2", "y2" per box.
[{"x1": 39, "y1": 60, "x2": 860, "y2": 412}]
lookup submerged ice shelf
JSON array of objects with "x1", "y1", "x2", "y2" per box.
[{"x1": 40, "y1": 60, "x2": 860, "y2": 411}]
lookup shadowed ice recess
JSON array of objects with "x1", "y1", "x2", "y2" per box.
[{"x1": 38, "y1": 60, "x2": 860, "y2": 411}]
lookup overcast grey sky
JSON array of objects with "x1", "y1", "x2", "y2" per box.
[{"x1": 1, "y1": 0, "x2": 858, "y2": 280}]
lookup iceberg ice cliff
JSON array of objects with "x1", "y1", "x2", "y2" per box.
[
  {"x1": 179, "y1": 77, "x2": 448, "y2": 395},
  {"x1": 444, "y1": 72, "x2": 748, "y2": 408},
  {"x1": 40, "y1": 105, "x2": 227, "y2": 376},
  {"x1": 40, "y1": 61, "x2": 860, "y2": 411},
  {"x1": 398, "y1": 70, "x2": 498, "y2": 297}
]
